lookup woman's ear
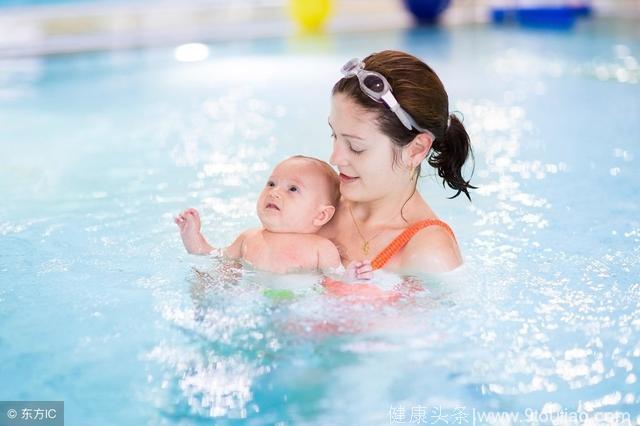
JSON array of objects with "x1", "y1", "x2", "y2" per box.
[
  {"x1": 313, "y1": 205, "x2": 336, "y2": 227},
  {"x1": 404, "y1": 133, "x2": 433, "y2": 168}
]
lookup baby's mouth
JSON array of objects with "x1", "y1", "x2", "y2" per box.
[{"x1": 265, "y1": 203, "x2": 280, "y2": 211}]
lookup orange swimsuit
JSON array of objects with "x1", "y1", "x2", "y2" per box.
[
  {"x1": 370, "y1": 218, "x2": 456, "y2": 270},
  {"x1": 324, "y1": 218, "x2": 456, "y2": 301}
]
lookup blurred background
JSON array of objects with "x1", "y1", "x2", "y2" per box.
[{"x1": 1, "y1": 0, "x2": 638, "y2": 57}]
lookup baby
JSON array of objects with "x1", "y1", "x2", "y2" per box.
[{"x1": 176, "y1": 155, "x2": 371, "y2": 280}]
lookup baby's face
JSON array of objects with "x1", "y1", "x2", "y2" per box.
[{"x1": 257, "y1": 159, "x2": 333, "y2": 234}]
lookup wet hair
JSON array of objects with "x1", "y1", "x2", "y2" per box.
[
  {"x1": 332, "y1": 50, "x2": 476, "y2": 201},
  {"x1": 289, "y1": 155, "x2": 340, "y2": 207}
]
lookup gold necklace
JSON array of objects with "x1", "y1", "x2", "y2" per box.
[{"x1": 348, "y1": 206, "x2": 400, "y2": 255}]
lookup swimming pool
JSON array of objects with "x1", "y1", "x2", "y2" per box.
[{"x1": 1, "y1": 19, "x2": 639, "y2": 425}]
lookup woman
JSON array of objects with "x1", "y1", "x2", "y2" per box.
[{"x1": 319, "y1": 50, "x2": 475, "y2": 276}]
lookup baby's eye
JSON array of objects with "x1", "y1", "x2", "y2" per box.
[
  {"x1": 288, "y1": 186, "x2": 299, "y2": 193},
  {"x1": 266, "y1": 181, "x2": 275, "y2": 187}
]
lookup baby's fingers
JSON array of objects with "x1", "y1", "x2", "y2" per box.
[
  {"x1": 356, "y1": 271, "x2": 373, "y2": 281},
  {"x1": 354, "y1": 260, "x2": 373, "y2": 281},
  {"x1": 357, "y1": 261, "x2": 373, "y2": 273}
]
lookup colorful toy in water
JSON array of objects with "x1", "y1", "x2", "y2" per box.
[
  {"x1": 403, "y1": 0, "x2": 451, "y2": 24},
  {"x1": 289, "y1": 0, "x2": 332, "y2": 32},
  {"x1": 491, "y1": 1, "x2": 593, "y2": 29},
  {"x1": 262, "y1": 288, "x2": 296, "y2": 301}
]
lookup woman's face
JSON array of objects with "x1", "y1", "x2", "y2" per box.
[{"x1": 328, "y1": 93, "x2": 407, "y2": 202}]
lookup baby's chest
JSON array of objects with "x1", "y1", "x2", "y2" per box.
[{"x1": 243, "y1": 239, "x2": 319, "y2": 273}]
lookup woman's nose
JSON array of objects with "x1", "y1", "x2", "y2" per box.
[{"x1": 329, "y1": 140, "x2": 347, "y2": 167}]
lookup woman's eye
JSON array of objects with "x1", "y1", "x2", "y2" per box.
[
  {"x1": 349, "y1": 146, "x2": 364, "y2": 155},
  {"x1": 289, "y1": 186, "x2": 298, "y2": 192},
  {"x1": 330, "y1": 133, "x2": 336, "y2": 140}
]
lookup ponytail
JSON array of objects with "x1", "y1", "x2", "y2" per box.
[{"x1": 428, "y1": 113, "x2": 477, "y2": 201}]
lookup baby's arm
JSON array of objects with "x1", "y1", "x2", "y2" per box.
[
  {"x1": 223, "y1": 231, "x2": 247, "y2": 259},
  {"x1": 175, "y1": 208, "x2": 249, "y2": 259},
  {"x1": 317, "y1": 239, "x2": 372, "y2": 283},
  {"x1": 175, "y1": 208, "x2": 215, "y2": 254}
]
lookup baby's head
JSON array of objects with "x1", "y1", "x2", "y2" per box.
[{"x1": 257, "y1": 156, "x2": 340, "y2": 233}]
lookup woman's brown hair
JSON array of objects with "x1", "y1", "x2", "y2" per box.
[{"x1": 332, "y1": 50, "x2": 476, "y2": 200}]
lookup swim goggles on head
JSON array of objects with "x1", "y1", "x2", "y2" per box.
[{"x1": 341, "y1": 58, "x2": 436, "y2": 140}]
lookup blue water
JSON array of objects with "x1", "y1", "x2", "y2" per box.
[{"x1": 1, "y1": 20, "x2": 639, "y2": 425}]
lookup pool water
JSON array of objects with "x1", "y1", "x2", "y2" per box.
[{"x1": 1, "y1": 20, "x2": 639, "y2": 425}]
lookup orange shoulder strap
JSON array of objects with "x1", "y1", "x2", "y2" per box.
[{"x1": 371, "y1": 219, "x2": 456, "y2": 270}]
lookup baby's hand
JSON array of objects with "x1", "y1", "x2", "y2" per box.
[
  {"x1": 175, "y1": 208, "x2": 213, "y2": 254},
  {"x1": 175, "y1": 208, "x2": 201, "y2": 235},
  {"x1": 345, "y1": 260, "x2": 373, "y2": 283}
]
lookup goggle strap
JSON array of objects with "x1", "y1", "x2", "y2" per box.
[
  {"x1": 339, "y1": 58, "x2": 437, "y2": 140},
  {"x1": 380, "y1": 91, "x2": 398, "y2": 109}
]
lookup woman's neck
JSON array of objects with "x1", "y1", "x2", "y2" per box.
[{"x1": 348, "y1": 183, "x2": 421, "y2": 225}]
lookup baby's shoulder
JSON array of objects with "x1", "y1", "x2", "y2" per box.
[
  {"x1": 305, "y1": 233, "x2": 336, "y2": 248},
  {"x1": 285, "y1": 233, "x2": 337, "y2": 253},
  {"x1": 307, "y1": 235, "x2": 340, "y2": 260},
  {"x1": 239, "y1": 228, "x2": 265, "y2": 243}
]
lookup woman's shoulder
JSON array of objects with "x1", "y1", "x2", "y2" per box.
[{"x1": 399, "y1": 219, "x2": 462, "y2": 273}]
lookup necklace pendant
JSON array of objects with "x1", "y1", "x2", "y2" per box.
[{"x1": 362, "y1": 241, "x2": 369, "y2": 255}]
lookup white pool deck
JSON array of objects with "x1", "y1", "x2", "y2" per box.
[{"x1": 0, "y1": 0, "x2": 487, "y2": 58}]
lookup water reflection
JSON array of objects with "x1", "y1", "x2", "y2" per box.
[
  {"x1": 491, "y1": 45, "x2": 639, "y2": 84},
  {"x1": 143, "y1": 257, "x2": 474, "y2": 422}
]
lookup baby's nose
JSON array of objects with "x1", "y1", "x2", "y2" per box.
[{"x1": 269, "y1": 188, "x2": 281, "y2": 198}]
